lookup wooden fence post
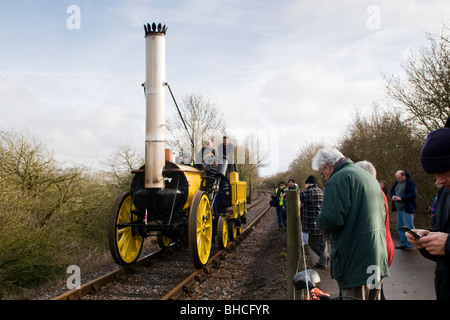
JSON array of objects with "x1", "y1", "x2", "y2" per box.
[{"x1": 286, "y1": 190, "x2": 301, "y2": 300}]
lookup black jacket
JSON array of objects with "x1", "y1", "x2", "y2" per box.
[
  {"x1": 419, "y1": 187, "x2": 450, "y2": 300},
  {"x1": 389, "y1": 170, "x2": 417, "y2": 213}
]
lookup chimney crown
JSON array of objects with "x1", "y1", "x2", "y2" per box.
[{"x1": 144, "y1": 22, "x2": 167, "y2": 36}]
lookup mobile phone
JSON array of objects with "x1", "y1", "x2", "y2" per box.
[{"x1": 401, "y1": 226, "x2": 422, "y2": 239}]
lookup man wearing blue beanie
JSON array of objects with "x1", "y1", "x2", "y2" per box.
[{"x1": 406, "y1": 118, "x2": 450, "y2": 300}]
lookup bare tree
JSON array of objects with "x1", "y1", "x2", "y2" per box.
[
  {"x1": 235, "y1": 132, "x2": 268, "y2": 197},
  {"x1": 338, "y1": 107, "x2": 435, "y2": 222},
  {"x1": 103, "y1": 144, "x2": 144, "y2": 192},
  {"x1": 384, "y1": 26, "x2": 450, "y2": 133},
  {"x1": 166, "y1": 93, "x2": 226, "y2": 161},
  {"x1": 288, "y1": 143, "x2": 324, "y2": 188},
  {"x1": 0, "y1": 130, "x2": 115, "y2": 296},
  {"x1": 0, "y1": 130, "x2": 86, "y2": 227}
]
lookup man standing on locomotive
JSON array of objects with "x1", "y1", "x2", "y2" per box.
[
  {"x1": 195, "y1": 140, "x2": 216, "y2": 170},
  {"x1": 217, "y1": 136, "x2": 235, "y2": 173}
]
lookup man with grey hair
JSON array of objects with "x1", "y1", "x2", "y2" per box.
[
  {"x1": 355, "y1": 160, "x2": 377, "y2": 177},
  {"x1": 313, "y1": 148, "x2": 389, "y2": 300},
  {"x1": 197, "y1": 140, "x2": 216, "y2": 167},
  {"x1": 311, "y1": 148, "x2": 345, "y2": 181}
]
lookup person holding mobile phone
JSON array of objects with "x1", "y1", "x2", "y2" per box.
[{"x1": 407, "y1": 118, "x2": 450, "y2": 300}]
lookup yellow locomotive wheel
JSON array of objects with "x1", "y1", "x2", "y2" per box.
[
  {"x1": 188, "y1": 191, "x2": 213, "y2": 268},
  {"x1": 108, "y1": 192, "x2": 144, "y2": 267},
  {"x1": 228, "y1": 220, "x2": 242, "y2": 241},
  {"x1": 157, "y1": 235, "x2": 171, "y2": 248},
  {"x1": 217, "y1": 216, "x2": 228, "y2": 249}
]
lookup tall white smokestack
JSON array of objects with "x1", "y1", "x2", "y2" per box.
[{"x1": 144, "y1": 23, "x2": 167, "y2": 189}]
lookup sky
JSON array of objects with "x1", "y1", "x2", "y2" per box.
[{"x1": 1, "y1": 0, "x2": 450, "y2": 176}]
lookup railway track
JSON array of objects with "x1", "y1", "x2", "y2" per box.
[{"x1": 52, "y1": 192, "x2": 271, "y2": 300}]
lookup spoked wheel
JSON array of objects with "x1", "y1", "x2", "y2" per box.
[
  {"x1": 157, "y1": 235, "x2": 172, "y2": 249},
  {"x1": 108, "y1": 191, "x2": 144, "y2": 267},
  {"x1": 188, "y1": 190, "x2": 213, "y2": 268},
  {"x1": 228, "y1": 219, "x2": 242, "y2": 241},
  {"x1": 217, "y1": 216, "x2": 228, "y2": 249}
]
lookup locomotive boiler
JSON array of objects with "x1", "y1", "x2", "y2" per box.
[{"x1": 108, "y1": 23, "x2": 247, "y2": 269}]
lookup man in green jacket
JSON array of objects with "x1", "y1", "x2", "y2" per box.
[{"x1": 312, "y1": 148, "x2": 389, "y2": 300}]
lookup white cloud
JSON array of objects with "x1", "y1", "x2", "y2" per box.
[
  {"x1": 2, "y1": 0, "x2": 450, "y2": 176},
  {"x1": 0, "y1": 71, "x2": 145, "y2": 169}
]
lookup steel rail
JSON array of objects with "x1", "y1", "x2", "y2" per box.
[
  {"x1": 52, "y1": 248, "x2": 167, "y2": 300},
  {"x1": 161, "y1": 203, "x2": 271, "y2": 300},
  {"x1": 52, "y1": 193, "x2": 270, "y2": 300}
]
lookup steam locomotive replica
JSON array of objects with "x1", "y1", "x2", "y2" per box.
[{"x1": 108, "y1": 23, "x2": 247, "y2": 269}]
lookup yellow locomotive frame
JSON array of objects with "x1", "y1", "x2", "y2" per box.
[{"x1": 216, "y1": 172, "x2": 247, "y2": 249}]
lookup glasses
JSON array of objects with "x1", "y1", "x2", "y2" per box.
[{"x1": 319, "y1": 165, "x2": 330, "y2": 182}]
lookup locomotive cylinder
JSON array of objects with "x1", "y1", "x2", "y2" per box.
[{"x1": 144, "y1": 23, "x2": 166, "y2": 189}]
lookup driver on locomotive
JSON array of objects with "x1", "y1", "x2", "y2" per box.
[{"x1": 217, "y1": 136, "x2": 236, "y2": 173}]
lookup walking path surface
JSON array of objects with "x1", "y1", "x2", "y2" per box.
[{"x1": 309, "y1": 240, "x2": 436, "y2": 300}]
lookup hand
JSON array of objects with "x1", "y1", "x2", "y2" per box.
[
  {"x1": 405, "y1": 229, "x2": 429, "y2": 249},
  {"x1": 419, "y1": 232, "x2": 449, "y2": 256},
  {"x1": 392, "y1": 196, "x2": 402, "y2": 201}
]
